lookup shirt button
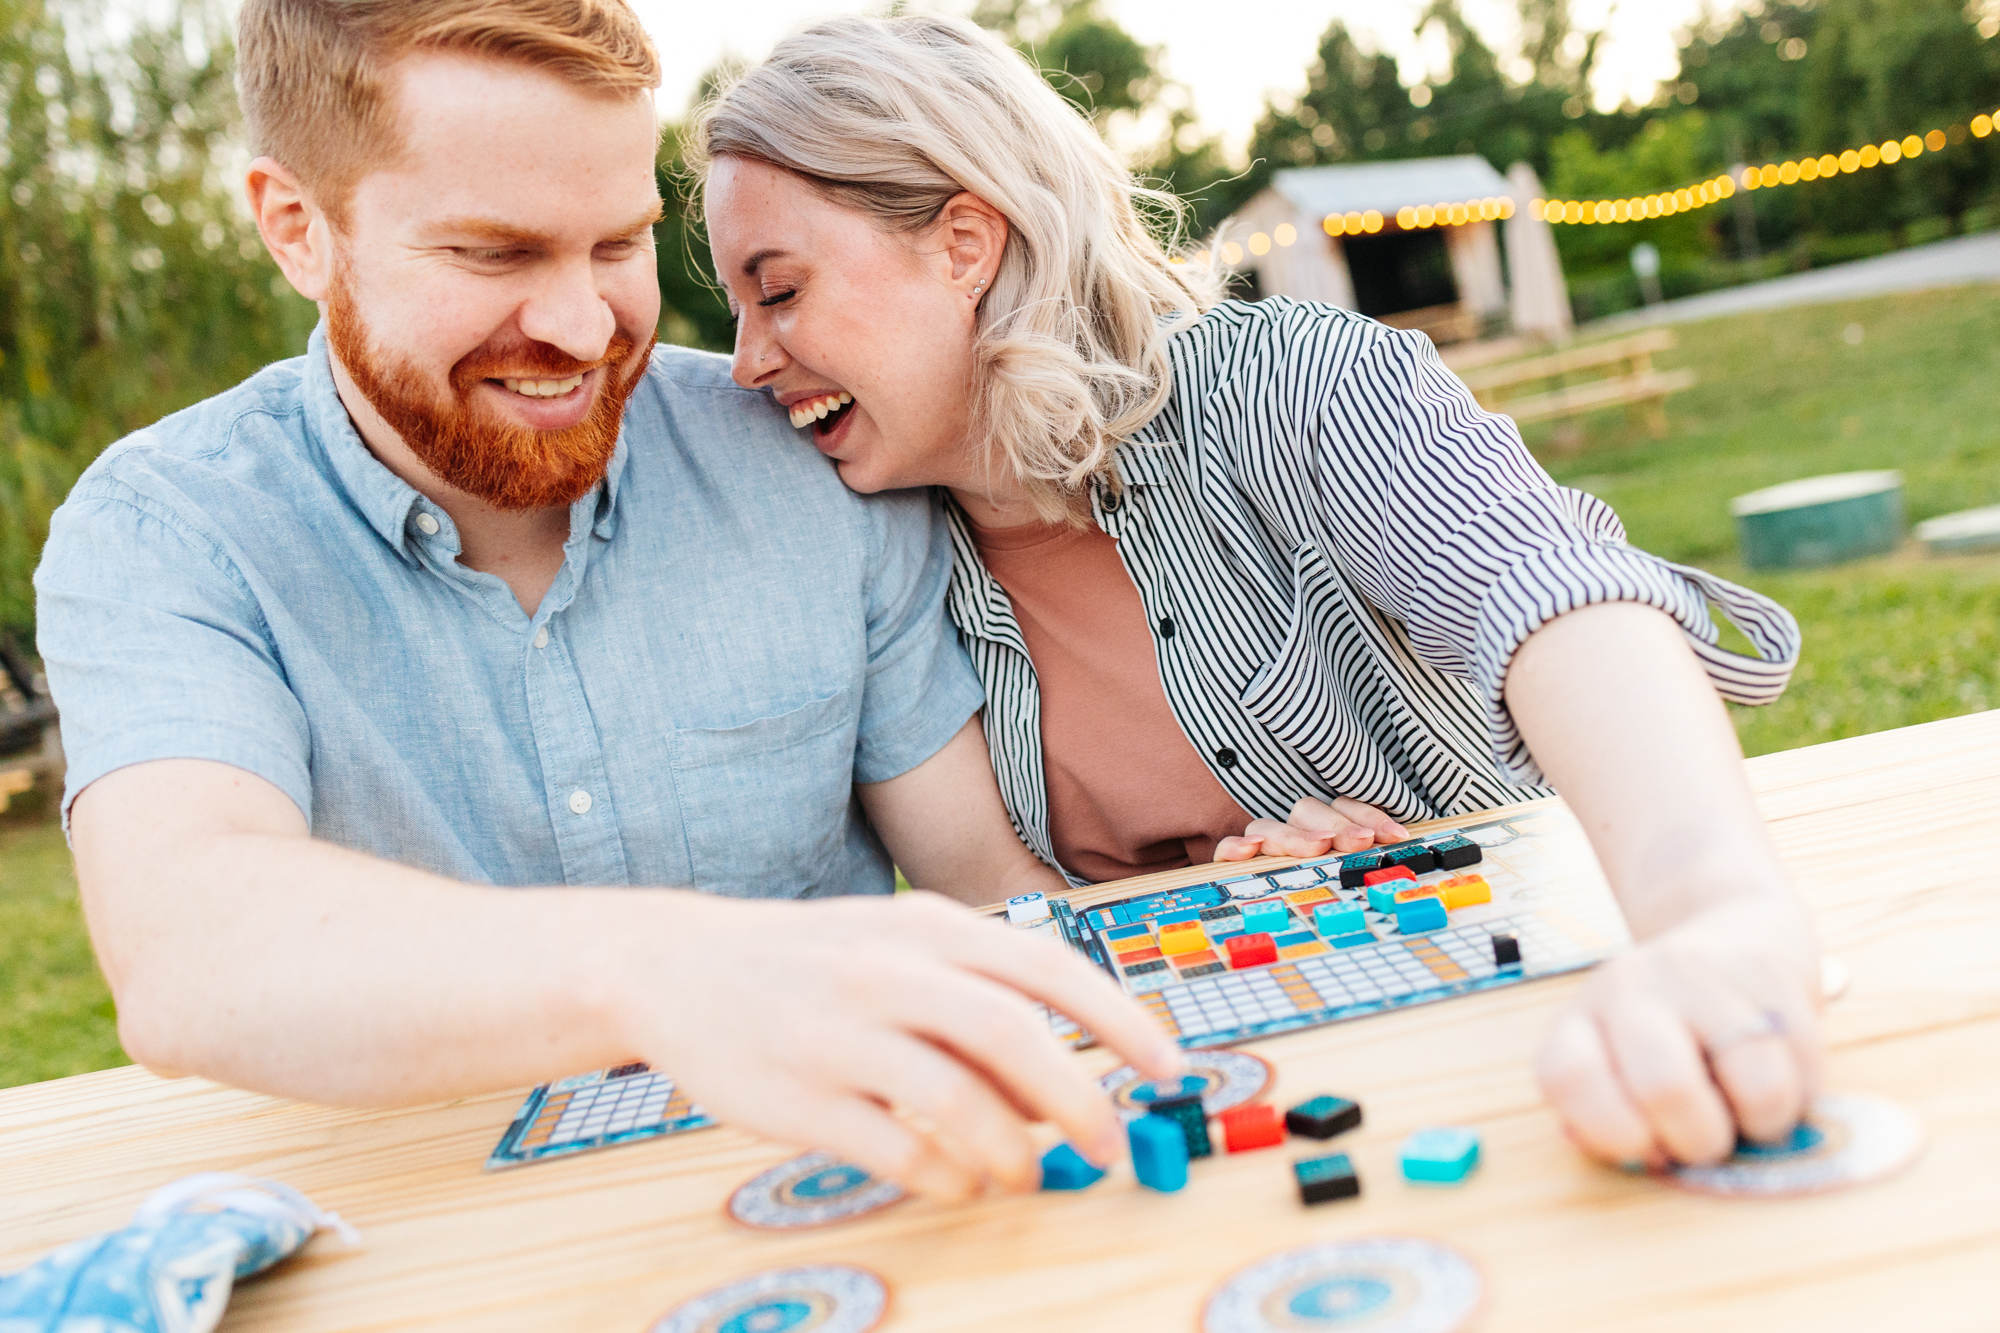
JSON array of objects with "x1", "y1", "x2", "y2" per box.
[
  {"x1": 568, "y1": 789, "x2": 593, "y2": 815},
  {"x1": 1215, "y1": 747, "x2": 1239, "y2": 769},
  {"x1": 1100, "y1": 490, "x2": 1122, "y2": 514},
  {"x1": 533, "y1": 626, "x2": 549, "y2": 649},
  {"x1": 415, "y1": 512, "x2": 440, "y2": 536},
  {"x1": 1158, "y1": 616, "x2": 1176, "y2": 639}
]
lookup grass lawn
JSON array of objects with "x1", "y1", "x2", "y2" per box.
[
  {"x1": 1524, "y1": 281, "x2": 2000, "y2": 756},
  {"x1": 4, "y1": 282, "x2": 1997, "y2": 1089},
  {"x1": 0, "y1": 811, "x2": 126, "y2": 1089}
]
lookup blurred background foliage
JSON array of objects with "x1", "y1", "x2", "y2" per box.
[
  {"x1": 4, "y1": 0, "x2": 2000, "y2": 644},
  {"x1": 0, "y1": 0, "x2": 316, "y2": 640}
]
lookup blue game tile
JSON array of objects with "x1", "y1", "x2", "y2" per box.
[
  {"x1": 1394, "y1": 896, "x2": 1447, "y2": 935},
  {"x1": 1400, "y1": 1127, "x2": 1480, "y2": 1184},
  {"x1": 1239, "y1": 900, "x2": 1289, "y2": 933},
  {"x1": 1155, "y1": 907, "x2": 1206, "y2": 926},
  {"x1": 1314, "y1": 903, "x2": 1367, "y2": 937},
  {"x1": 1272, "y1": 929, "x2": 1318, "y2": 948},
  {"x1": 1732, "y1": 1122, "x2": 1825, "y2": 1159},
  {"x1": 1328, "y1": 930, "x2": 1376, "y2": 950},
  {"x1": 1365, "y1": 883, "x2": 1401, "y2": 914},
  {"x1": 1104, "y1": 922, "x2": 1153, "y2": 941},
  {"x1": 1040, "y1": 1142, "x2": 1108, "y2": 1190},
  {"x1": 1129, "y1": 1114, "x2": 1189, "y2": 1192},
  {"x1": 1131, "y1": 1075, "x2": 1208, "y2": 1105}
]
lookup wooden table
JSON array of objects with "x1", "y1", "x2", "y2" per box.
[{"x1": 5, "y1": 712, "x2": 1999, "y2": 1331}]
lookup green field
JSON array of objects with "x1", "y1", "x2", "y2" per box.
[
  {"x1": 1525, "y1": 282, "x2": 2000, "y2": 757},
  {"x1": 4, "y1": 281, "x2": 1997, "y2": 1091},
  {"x1": 0, "y1": 814, "x2": 125, "y2": 1087}
]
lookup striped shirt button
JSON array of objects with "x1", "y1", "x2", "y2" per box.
[
  {"x1": 1158, "y1": 617, "x2": 1176, "y2": 638},
  {"x1": 1215, "y1": 747, "x2": 1238, "y2": 768},
  {"x1": 1100, "y1": 490, "x2": 1122, "y2": 513}
]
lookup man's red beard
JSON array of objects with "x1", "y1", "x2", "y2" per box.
[{"x1": 326, "y1": 273, "x2": 654, "y2": 511}]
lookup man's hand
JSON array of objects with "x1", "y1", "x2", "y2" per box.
[
  {"x1": 1537, "y1": 892, "x2": 1822, "y2": 1168},
  {"x1": 631, "y1": 890, "x2": 1182, "y2": 1202},
  {"x1": 73, "y1": 758, "x2": 1180, "y2": 1205},
  {"x1": 1215, "y1": 794, "x2": 1410, "y2": 862}
]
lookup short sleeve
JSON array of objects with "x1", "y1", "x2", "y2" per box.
[
  {"x1": 34, "y1": 481, "x2": 313, "y2": 827},
  {"x1": 849, "y1": 488, "x2": 984, "y2": 784},
  {"x1": 1302, "y1": 320, "x2": 1798, "y2": 785}
]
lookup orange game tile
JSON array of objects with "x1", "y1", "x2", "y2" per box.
[
  {"x1": 1282, "y1": 887, "x2": 1335, "y2": 906},
  {"x1": 1157, "y1": 923, "x2": 1211, "y2": 955}
]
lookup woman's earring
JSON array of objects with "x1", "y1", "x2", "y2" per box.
[{"x1": 970, "y1": 279, "x2": 987, "y2": 299}]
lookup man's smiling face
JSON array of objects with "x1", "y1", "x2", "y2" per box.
[{"x1": 325, "y1": 53, "x2": 663, "y2": 510}]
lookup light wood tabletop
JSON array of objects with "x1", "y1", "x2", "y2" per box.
[{"x1": 4, "y1": 711, "x2": 1998, "y2": 1331}]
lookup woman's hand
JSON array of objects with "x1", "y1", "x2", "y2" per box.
[
  {"x1": 1215, "y1": 795, "x2": 1410, "y2": 862},
  {"x1": 1537, "y1": 891, "x2": 1822, "y2": 1167}
]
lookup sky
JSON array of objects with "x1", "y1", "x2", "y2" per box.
[{"x1": 629, "y1": 0, "x2": 1744, "y2": 154}]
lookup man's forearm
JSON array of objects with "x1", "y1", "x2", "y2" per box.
[{"x1": 75, "y1": 762, "x2": 656, "y2": 1104}]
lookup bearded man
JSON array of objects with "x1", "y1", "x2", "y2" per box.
[{"x1": 32, "y1": 0, "x2": 1178, "y2": 1203}]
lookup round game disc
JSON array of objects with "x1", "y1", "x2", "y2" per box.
[
  {"x1": 1668, "y1": 1092, "x2": 1924, "y2": 1198},
  {"x1": 1202, "y1": 1236, "x2": 1482, "y2": 1333},
  {"x1": 1100, "y1": 1049, "x2": 1273, "y2": 1121},
  {"x1": 727, "y1": 1152, "x2": 906, "y2": 1230},
  {"x1": 650, "y1": 1264, "x2": 888, "y2": 1333}
]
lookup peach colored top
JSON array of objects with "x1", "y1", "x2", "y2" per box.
[{"x1": 969, "y1": 517, "x2": 1252, "y2": 883}]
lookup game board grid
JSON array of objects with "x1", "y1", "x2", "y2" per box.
[
  {"x1": 488, "y1": 1065, "x2": 713, "y2": 1169},
  {"x1": 1139, "y1": 914, "x2": 1591, "y2": 1045}
]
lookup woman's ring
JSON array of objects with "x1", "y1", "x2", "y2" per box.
[{"x1": 1705, "y1": 1009, "x2": 1786, "y2": 1060}]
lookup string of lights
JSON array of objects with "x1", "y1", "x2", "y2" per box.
[
  {"x1": 1534, "y1": 106, "x2": 2000, "y2": 226},
  {"x1": 1197, "y1": 104, "x2": 2000, "y2": 263}
]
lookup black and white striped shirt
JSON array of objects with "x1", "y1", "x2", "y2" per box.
[{"x1": 945, "y1": 298, "x2": 1799, "y2": 883}]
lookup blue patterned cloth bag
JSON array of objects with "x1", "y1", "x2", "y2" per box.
[{"x1": 0, "y1": 1173, "x2": 358, "y2": 1333}]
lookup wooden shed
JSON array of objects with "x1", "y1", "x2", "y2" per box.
[{"x1": 1217, "y1": 157, "x2": 1572, "y2": 346}]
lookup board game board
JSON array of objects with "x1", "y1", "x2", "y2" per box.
[
  {"x1": 1012, "y1": 804, "x2": 1629, "y2": 1048},
  {"x1": 486, "y1": 803, "x2": 1628, "y2": 1168},
  {"x1": 486, "y1": 1061, "x2": 709, "y2": 1170}
]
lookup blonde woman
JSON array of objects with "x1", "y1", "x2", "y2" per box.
[{"x1": 693, "y1": 14, "x2": 1819, "y2": 1171}]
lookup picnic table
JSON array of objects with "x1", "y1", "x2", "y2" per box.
[
  {"x1": 3, "y1": 710, "x2": 1998, "y2": 1331},
  {"x1": 1457, "y1": 328, "x2": 1698, "y2": 440}
]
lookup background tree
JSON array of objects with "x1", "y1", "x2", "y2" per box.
[{"x1": 0, "y1": 0, "x2": 315, "y2": 639}]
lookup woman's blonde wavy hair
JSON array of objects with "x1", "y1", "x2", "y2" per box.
[{"x1": 687, "y1": 13, "x2": 1221, "y2": 522}]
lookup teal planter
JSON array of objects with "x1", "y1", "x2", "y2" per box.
[{"x1": 1730, "y1": 471, "x2": 1904, "y2": 571}]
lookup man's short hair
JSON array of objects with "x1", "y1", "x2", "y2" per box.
[{"x1": 237, "y1": 0, "x2": 660, "y2": 224}]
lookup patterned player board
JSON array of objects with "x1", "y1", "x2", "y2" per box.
[
  {"x1": 650, "y1": 1264, "x2": 889, "y2": 1333},
  {"x1": 1667, "y1": 1092, "x2": 1925, "y2": 1197},
  {"x1": 486, "y1": 1062, "x2": 711, "y2": 1170},
  {"x1": 1203, "y1": 1237, "x2": 1483, "y2": 1333},
  {"x1": 1021, "y1": 805, "x2": 1631, "y2": 1050}
]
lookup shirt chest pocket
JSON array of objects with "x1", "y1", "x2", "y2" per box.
[{"x1": 671, "y1": 689, "x2": 858, "y2": 897}]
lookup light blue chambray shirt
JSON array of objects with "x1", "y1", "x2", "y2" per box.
[{"x1": 34, "y1": 326, "x2": 982, "y2": 896}]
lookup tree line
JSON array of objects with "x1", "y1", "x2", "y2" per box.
[{"x1": 4, "y1": 0, "x2": 1999, "y2": 641}]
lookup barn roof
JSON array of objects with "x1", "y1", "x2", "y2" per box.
[{"x1": 1271, "y1": 156, "x2": 1515, "y2": 218}]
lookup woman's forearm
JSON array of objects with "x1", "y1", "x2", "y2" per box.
[{"x1": 1502, "y1": 601, "x2": 1804, "y2": 942}]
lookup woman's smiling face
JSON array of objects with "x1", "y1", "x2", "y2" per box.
[{"x1": 706, "y1": 156, "x2": 996, "y2": 496}]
